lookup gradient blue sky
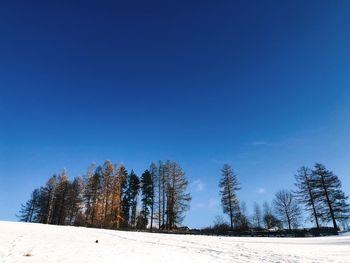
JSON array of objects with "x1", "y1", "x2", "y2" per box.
[{"x1": 1, "y1": 1, "x2": 350, "y2": 228}]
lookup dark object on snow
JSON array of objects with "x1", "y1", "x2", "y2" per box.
[{"x1": 95, "y1": 240, "x2": 99, "y2": 243}]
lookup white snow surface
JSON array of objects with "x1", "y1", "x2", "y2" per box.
[{"x1": 1, "y1": 221, "x2": 349, "y2": 263}]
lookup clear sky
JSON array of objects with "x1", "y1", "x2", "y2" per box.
[{"x1": 1, "y1": 1, "x2": 350, "y2": 228}]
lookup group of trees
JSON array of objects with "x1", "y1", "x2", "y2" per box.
[
  {"x1": 219, "y1": 163, "x2": 349, "y2": 232},
  {"x1": 18, "y1": 160, "x2": 191, "y2": 231},
  {"x1": 19, "y1": 160, "x2": 349, "y2": 234}
]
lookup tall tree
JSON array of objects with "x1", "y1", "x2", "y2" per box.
[
  {"x1": 252, "y1": 202, "x2": 262, "y2": 228},
  {"x1": 128, "y1": 170, "x2": 140, "y2": 228},
  {"x1": 66, "y1": 176, "x2": 84, "y2": 225},
  {"x1": 165, "y1": 161, "x2": 191, "y2": 229},
  {"x1": 273, "y1": 190, "x2": 301, "y2": 230},
  {"x1": 294, "y1": 166, "x2": 321, "y2": 229},
  {"x1": 101, "y1": 160, "x2": 113, "y2": 228},
  {"x1": 140, "y1": 169, "x2": 153, "y2": 229},
  {"x1": 52, "y1": 170, "x2": 70, "y2": 225},
  {"x1": 219, "y1": 164, "x2": 240, "y2": 230},
  {"x1": 18, "y1": 188, "x2": 40, "y2": 222},
  {"x1": 38, "y1": 175, "x2": 58, "y2": 224},
  {"x1": 149, "y1": 162, "x2": 157, "y2": 230},
  {"x1": 313, "y1": 163, "x2": 350, "y2": 230}
]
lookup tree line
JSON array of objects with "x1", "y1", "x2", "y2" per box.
[
  {"x1": 18, "y1": 160, "x2": 191, "y2": 230},
  {"x1": 218, "y1": 163, "x2": 349, "y2": 232},
  {"x1": 19, "y1": 161, "x2": 349, "y2": 234}
]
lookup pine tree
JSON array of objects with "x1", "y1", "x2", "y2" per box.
[
  {"x1": 140, "y1": 169, "x2": 153, "y2": 229},
  {"x1": 294, "y1": 166, "x2": 321, "y2": 229},
  {"x1": 273, "y1": 190, "x2": 301, "y2": 230},
  {"x1": 313, "y1": 163, "x2": 350, "y2": 230},
  {"x1": 66, "y1": 176, "x2": 84, "y2": 225},
  {"x1": 149, "y1": 162, "x2": 157, "y2": 230},
  {"x1": 128, "y1": 170, "x2": 140, "y2": 228},
  {"x1": 37, "y1": 175, "x2": 58, "y2": 224},
  {"x1": 113, "y1": 164, "x2": 128, "y2": 228},
  {"x1": 83, "y1": 163, "x2": 96, "y2": 226},
  {"x1": 18, "y1": 188, "x2": 40, "y2": 222},
  {"x1": 219, "y1": 164, "x2": 240, "y2": 230},
  {"x1": 88, "y1": 166, "x2": 103, "y2": 227},
  {"x1": 51, "y1": 170, "x2": 69, "y2": 225},
  {"x1": 101, "y1": 160, "x2": 113, "y2": 228},
  {"x1": 166, "y1": 161, "x2": 191, "y2": 229}
]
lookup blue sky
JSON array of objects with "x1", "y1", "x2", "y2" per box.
[{"x1": 1, "y1": 1, "x2": 350, "y2": 228}]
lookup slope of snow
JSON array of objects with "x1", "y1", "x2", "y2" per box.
[{"x1": 1, "y1": 221, "x2": 349, "y2": 263}]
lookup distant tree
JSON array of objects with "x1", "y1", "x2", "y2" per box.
[
  {"x1": 219, "y1": 164, "x2": 241, "y2": 230},
  {"x1": 252, "y1": 202, "x2": 262, "y2": 228},
  {"x1": 312, "y1": 163, "x2": 350, "y2": 230},
  {"x1": 101, "y1": 160, "x2": 113, "y2": 228},
  {"x1": 113, "y1": 164, "x2": 128, "y2": 228},
  {"x1": 37, "y1": 175, "x2": 58, "y2": 224},
  {"x1": 129, "y1": 170, "x2": 140, "y2": 228},
  {"x1": 263, "y1": 202, "x2": 281, "y2": 229},
  {"x1": 164, "y1": 161, "x2": 191, "y2": 229},
  {"x1": 273, "y1": 190, "x2": 301, "y2": 230},
  {"x1": 149, "y1": 162, "x2": 157, "y2": 229},
  {"x1": 51, "y1": 170, "x2": 69, "y2": 225},
  {"x1": 294, "y1": 166, "x2": 321, "y2": 229},
  {"x1": 82, "y1": 163, "x2": 96, "y2": 226},
  {"x1": 234, "y1": 201, "x2": 250, "y2": 231},
  {"x1": 140, "y1": 169, "x2": 153, "y2": 229},
  {"x1": 88, "y1": 166, "x2": 103, "y2": 227},
  {"x1": 18, "y1": 188, "x2": 40, "y2": 222},
  {"x1": 66, "y1": 176, "x2": 84, "y2": 225}
]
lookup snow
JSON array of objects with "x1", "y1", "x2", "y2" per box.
[{"x1": 1, "y1": 221, "x2": 349, "y2": 263}]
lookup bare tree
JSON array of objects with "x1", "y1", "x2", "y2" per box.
[
  {"x1": 273, "y1": 190, "x2": 301, "y2": 230},
  {"x1": 252, "y1": 202, "x2": 262, "y2": 228}
]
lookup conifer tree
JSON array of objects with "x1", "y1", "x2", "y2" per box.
[
  {"x1": 101, "y1": 160, "x2": 113, "y2": 228},
  {"x1": 140, "y1": 169, "x2": 153, "y2": 229},
  {"x1": 129, "y1": 170, "x2": 140, "y2": 228},
  {"x1": 66, "y1": 176, "x2": 84, "y2": 225},
  {"x1": 149, "y1": 162, "x2": 157, "y2": 229},
  {"x1": 312, "y1": 163, "x2": 350, "y2": 230},
  {"x1": 219, "y1": 164, "x2": 240, "y2": 230},
  {"x1": 51, "y1": 170, "x2": 70, "y2": 225},
  {"x1": 294, "y1": 166, "x2": 321, "y2": 229},
  {"x1": 18, "y1": 188, "x2": 40, "y2": 222},
  {"x1": 165, "y1": 161, "x2": 191, "y2": 229}
]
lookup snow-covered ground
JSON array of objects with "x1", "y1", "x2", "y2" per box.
[{"x1": 0, "y1": 221, "x2": 349, "y2": 263}]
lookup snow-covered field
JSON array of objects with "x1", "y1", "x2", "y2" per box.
[{"x1": 0, "y1": 221, "x2": 349, "y2": 263}]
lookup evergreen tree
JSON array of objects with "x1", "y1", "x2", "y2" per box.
[
  {"x1": 140, "y1": 169, "x2": 153, "y2": 229},
  {"x1": 149, "y1": 162, "x2": 157, "y2": 229},
  {"x1": 313, "y1": 163, "x2": 350, "y2": 230},
  {"x1": 88, "y1": 166, "x2": 103, "y2": 227},
  {"x1": 219, "y1": 164, "x2": 240, "y2": 230},
  {"x1": 37, "y1": 175, "x2": 58, "y2": 224},
  {"x1": 51, "y1": 170, "x2": 69, "y2": 225},
  {"x1": 273, "y1": 190, "x2": 301, "y2": 230},
  {"x1": 101, "y1": 160, "x2": 113, "y2": 228},
  {"x1": 66, "y1": 176, "x2": 84, "y2": 225},
  {"x1": 294, "y1": 166, "x2": 321, "y2": 229},
  {"x1": 129, "y1": 170, "x2": 140, "y2": 228},
  {"x1": 164, "y1": 161, "x2": 191, "y2": 229},
  {"x1": 18, "y1": 188, "x2": 40, "y2": 222}
]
